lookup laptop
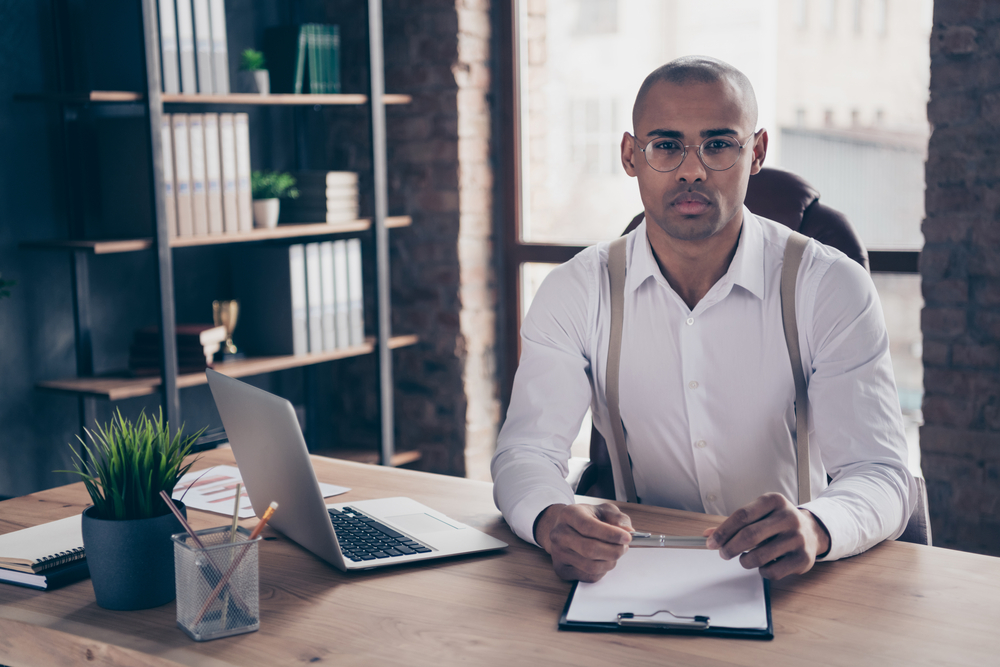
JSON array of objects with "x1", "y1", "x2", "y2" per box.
[{"x1": 205, "y1": 369, "x2": 507, "y2": 571}]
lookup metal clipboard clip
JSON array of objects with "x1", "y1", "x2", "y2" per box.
[{"x1": 616, "y1": 610, "x2": 711, "y2": 629}]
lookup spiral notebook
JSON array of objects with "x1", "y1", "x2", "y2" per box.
[{"x1": 0, "y1": 515, "x2": 85, "y2": 574}]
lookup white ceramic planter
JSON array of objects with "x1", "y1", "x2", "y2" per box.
[
  {"x1": 253, "y1": 70, "x2": 270, "y2": 95},
  {"x1": 253, "y1": 198, "x2": 280, "y2": 229}
]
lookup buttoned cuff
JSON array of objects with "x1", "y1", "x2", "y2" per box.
[
  {"x1": 799, "y1": 497, "x2": 853, "y2": 562},
  {"x1": 505, "y1": 487, "x2": 576, "y2": 547}
]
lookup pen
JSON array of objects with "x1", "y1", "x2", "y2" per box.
[
  {"x1": 193, "y1": 501, "x2": 278, "y2": 626},
  {"x1": 221, "y1": 483, "x2": 243, "y2": 628},
  {"x1": 628, "y1": 532, "x2": 709, "y2": 549}
]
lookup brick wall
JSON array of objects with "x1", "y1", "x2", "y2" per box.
[{"x1": 922, "y1": 0, "x2": 1000, "y2": 555}]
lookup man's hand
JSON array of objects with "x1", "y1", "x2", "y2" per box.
[
  {"x1": 703, "y1": 492, "x2": 831, "y2": 580},
  {"x1": 534, "y1": 503, "x2": 633, "y2": 582}
]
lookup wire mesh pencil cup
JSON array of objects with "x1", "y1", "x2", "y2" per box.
[{"x1": 172, "y1": 526, "x2": 261, "y2": 641}]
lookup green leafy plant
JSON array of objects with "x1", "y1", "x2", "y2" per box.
[
  {"x1": 240, "y1": 48, "x2": 266, "y2": 71},
  {"x1": 0, "y1": 273, "x2": 15, "y2": 300},
  {"x1": 251, "y1": 170, "x2": 300, "y2": 200},
  {"x1": 60, "y1": 410, "x2": 204, "y2": 520}
]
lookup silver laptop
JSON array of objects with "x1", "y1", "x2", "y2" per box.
[{"x1": 206, "y1": 369, "x2": 507, "y2": 571}]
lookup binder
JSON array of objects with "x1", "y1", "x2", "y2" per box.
[
  {"x1": 157, "y1": 0, "x2": 181, "y2": 94},
  {"x1": 175, "y1": 0, "x2": 197, "y2": 94},
  {"x1": 187, "y1": 113, "x2": 209, "y2": 235},
  {"x1": 202, "y1": 113, "x2": 225, "y2": 234},
  {"x1": 319, "y1": 241, "x2": 337, "y2": 350},
  {"x1": 558, "y1": 548, "x2": 773, "y2": 640},
  {"x1": 304, "y1": 242, "x2": 324, "y2": 353},
  {"x1": 192, "y1": 0, "x2": 215, "y2": 94},
  {"x1": 332, "y1": 240, "x2": 350, "y2": 348},
  {"x1": 208, "y1": 0, "x2": 230, "y2": 94},
  {"x1": 232, "y1": 244, "x2": 309, "y2": 356},
  {"x1": 324, "y1": 25, "x2": 341, "y2": 94},
  {"x1": 171, "y1": 113, "x2": 195, "y2": 237},
  {"x1": 233, "y1": 112, "x2": 253, "y2": 233},
  {"x1": 218, "y1": 113, "x2": 239, "y2": 233},
  {"x1": 345, "y1": 238, "x2": 365, "y2": 346},
  {"x1": 159, "y1": 113, "x2": 178, "y2": 237}
]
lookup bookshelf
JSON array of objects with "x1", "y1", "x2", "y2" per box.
[{"x1": 20, "y1": 0, "x2": 413, "y2": 467}]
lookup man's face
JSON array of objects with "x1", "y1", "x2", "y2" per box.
[{"x1": 622, "y1": 78, "x2": 766, "y2": 243}]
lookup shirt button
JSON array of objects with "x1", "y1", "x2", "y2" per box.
[
  {"x1": 689, "y1": 381, "x2": 699, "y2": 389},
  {"x1": 695, "y1": 440, "x2": 707, "y2": 449},
  {"x1": 686, "y1": 317, "x2": 695, "y2": 326},
  {"x1": 706, "y1": 493, "x2": 717, "y2": 502}
]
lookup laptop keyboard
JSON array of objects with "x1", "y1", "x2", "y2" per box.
[{"x1": 329, "y1": 507, "x2": 434, "y2": 562}]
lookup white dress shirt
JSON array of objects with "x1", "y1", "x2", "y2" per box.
[{"x1": 492, "y1": 209, "x2": 916, "y2": 561}]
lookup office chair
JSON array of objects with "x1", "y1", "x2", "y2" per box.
[{"x1": 573, "y1": 167, "x2": 931, "y2": 545}]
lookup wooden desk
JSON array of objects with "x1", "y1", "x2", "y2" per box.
[{"x1": 1, "y1": 448, "x2": 997, "y2": 666}]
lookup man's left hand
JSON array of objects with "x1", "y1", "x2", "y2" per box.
[{"x1": 704, "y1": 492, "x2": 831, "y2": 580}]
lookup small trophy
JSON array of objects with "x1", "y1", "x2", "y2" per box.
[{"x1": 212, "y1": 300, "x2": 244, "y2": 361}]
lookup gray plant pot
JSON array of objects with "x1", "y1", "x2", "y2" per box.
[{"x1": 81, "y1": 502, "x2": 186, "y2": 611}]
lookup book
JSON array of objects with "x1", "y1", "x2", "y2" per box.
[
  {"x1": 332, "y1": 240, "x2": 350, "y2": 348},
  {"x1": 202, "y1": 113, "x2": 225, "y2": 234},
  {"x1": 187, "y1": 113, "x2": 210, "y2": 235},
  {"x1": 322, "y1": 24, "x2": 341, "y2": 94},
  {"x1": 175, "y1": 0, "x2": 197, "y2": 94},
  {"x1": 218, "y1": 113, "x2": 240, "y2": 233},
  {"x1": 346, "y1": 238, "x2": 365, "y2": 346},
  {"x1": 319, "y1": 241, "x2": 337, "y2": 350},
  {"x1": 234, "y1": 112, "x2": 253, "y2": 233},
  {"x1": 304, "y1": 242, "x2": 324, "y2": 353},
  {"x1": 0, "y1": 557, "x2": 90, "y2": 592},
  {"x1": 171, "y1": 113, "x2": 195, "y2": 237},
  {"x1": 307, "y1": 24, "x2": 321, "y2": 94},
  {"x1": 208, "y1": 0, "x2": 230, "y2": 94},
  {"x1": 0, "y1": 515, "x2": 84, "y2": 574},
  {"x1": 157, "y1": 0, "x2": 181, "y2": 94},
  {"x1": 192, "y1": 0, "x2": 215, "y2": 93},
  {"x1": 133, "y1": 323, "x2": 227, "y2": 347},
  {"x1": 159, "y1": 114, "x2": 178, "y2": 237},
  {"x1": 263, "y1": 25, "x2": 304, "y2": 95},
  {"x1": 232, "y1": 244, "x2": 309, "y2": 355},
  {"x1": 294, "y1": 25, "x2": 308, "y2": 94}
]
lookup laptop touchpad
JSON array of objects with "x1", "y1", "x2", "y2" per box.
[{"x1": 386, "y1": 513, "x2": 461, "y2": 534}]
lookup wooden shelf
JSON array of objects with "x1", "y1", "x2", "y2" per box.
[
  {"x1": 15, "y1": 91, "x2": 412, "y2": 106},
  {"x1": 37, "y1": 334, "x2": 420, "y2": 400},
  {"x1": 20, "y1": 217, "x2": 412, "y2": 254},
  {"x1": 314, "y1": 448, "x2": 422, "y2": 468}
]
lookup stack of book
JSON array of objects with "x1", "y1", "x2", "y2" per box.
[
  {"x1": 128, "y1": 324, "x2": 228, "y2": 376},
  {"x1": 233, "y1": 240, "x2": 364, "y2": 356},
  {"x1": 157, "y1": 0, "x2": 231, "y2": 95},
  {"x1": 280, "y1": 171, "x2": 359, "y2": 225},
  {"x1": 160, "y1": 112, "x2": 252, "y2": 238},
  {"x1": 263, "y1": 24, "x2": 341, "y2": 94},
  {"x1": 0, "y1": 516, "x2": 89, "y2": 591}
]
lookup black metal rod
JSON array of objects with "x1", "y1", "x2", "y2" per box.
[
  {"x1": 139, "y1": 0, "x2": 181, "y2": 428},
  {"x1": 368, "y1": 0, "x2": 394, "y2": 466}
]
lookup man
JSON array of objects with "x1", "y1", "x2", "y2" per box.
[{"x1": 491, "y1": 56, "x2": 915, "y2": 583}]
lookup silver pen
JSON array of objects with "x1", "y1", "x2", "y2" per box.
[{"x1": 628, "y1": 531, "x2": 709, "y2": 548}]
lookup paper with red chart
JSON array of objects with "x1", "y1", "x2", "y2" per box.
[{"x1": 172, "y1": 464, "x2": 349, "y2": 519}]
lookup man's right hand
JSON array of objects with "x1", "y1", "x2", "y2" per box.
[{"x1": 534, "y1": 503, "x2": 633, "y2": 582}]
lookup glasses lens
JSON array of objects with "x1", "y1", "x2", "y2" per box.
[
  {"x1": 642, "y1": 137, "x2": 685, "y2": 172},
  {"x1": 699, "y1": 136, "x2": 743, "y2": 171}
]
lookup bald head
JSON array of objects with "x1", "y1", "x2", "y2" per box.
[{"x1": 632, "y1": 56, "x2": 758, "y2": 130}]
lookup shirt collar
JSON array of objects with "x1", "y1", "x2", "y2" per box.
[{"x1": 626, "y1": 206, "x2": 765, "y2": 301}]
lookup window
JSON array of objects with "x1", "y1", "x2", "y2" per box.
[
  {"x1": 573, "y1": 0, "x2": 618, "y2": 35},
  {"x1": 824, "y1": 108, "x2": 835, "y2": 126},
  {"x1": 796, "y1": 108, "x2": 807, "y2": 126}
]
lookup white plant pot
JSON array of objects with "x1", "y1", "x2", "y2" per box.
[
  {"x1": 253, "y1": 198, "x2": 280, "y2": 229},
  {"x1": 253, "y1": 70, "x2": 270, "y2": 95}
]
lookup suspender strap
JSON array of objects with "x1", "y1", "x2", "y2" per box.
[
  {"x1": 605, "y1": 236, "x2": 638, "y2": 503},
  {"x1": 781, "y1": 231, "x2": 811, "y2": 505},
  {"x1": 604, "y1": 230, "x2": 811, "y2": 507}
]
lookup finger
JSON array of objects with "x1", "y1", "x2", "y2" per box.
[
  {"x1": 708, "y1": 493, "x2": 787, "y2": 550},
  {"x1": 551, "y1": 528, "x2": 629, "y2": 563},
  {"x1": 565, "y1": 505, "x2": 631, "y2": 544},
  {"x1": 702, "y1": 527, "x2": 716, "y2": 538},
  {"x1": 718, "y1": 512, "x2": 790, "y2": 560},
  {"x1": 736, "y1": 532, "x2": 800, "y2": 570},
  {"x1": 594, "y1": 503, "x2": 634, "y2": 533},
  {"x1": 756, "y1": 549, "x2": 811, "y2": 580}
]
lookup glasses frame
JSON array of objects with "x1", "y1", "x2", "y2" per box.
[{"x1": 632, "y1": 132, "x2": 758, "y2": 173}]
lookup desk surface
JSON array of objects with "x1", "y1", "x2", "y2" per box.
[{"x1": 1, "y1": 448, "x2": 998, "y2": 667}]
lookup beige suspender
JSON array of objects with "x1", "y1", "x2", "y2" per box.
[{"x1": 603, "y1": 230, "x2": 812, "y2": 506}]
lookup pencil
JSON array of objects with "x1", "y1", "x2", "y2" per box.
[{"x1": 193, "y1": 501, "x2": 278, "y2": 626}]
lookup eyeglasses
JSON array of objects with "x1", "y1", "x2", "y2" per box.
[{"x1": 632, "y1": 132, "x2": 757, "y2": 173}]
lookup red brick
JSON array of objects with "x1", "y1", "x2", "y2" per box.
[
  {"x1": 919, "y1": 246, "x2": 954, "y2": 281},
  {"x1": 974, "y1": 311, "x2": 1000, "y2": 339},
  {"x1": 922, "y1": 395, "x2": 976, "y2": 428},
  {"x1": 925, "y1": 182, "x2": 980, "y2": 214},
  {"x1": 923, "y1": 279, "x2": 969, "y2": 305},
  {"x1": 953, "y1": 343, "x2": 1000, "y2": 368},
  {"x1": 931, "y1": 25, "x2": 979, "y2": 56},
  {"x1": 923, "y1": 340, "x2": 951, "y2": 366},
  {"x1": 924, "y1": 367, "x2": 983, "y2": 398},
  {"x1": 922, "y1": 307, "x2": 967, "y2": 338},
  {"x1": 927, "y1": 92, "x2": 979, "y2": 126},
  {"x1": 969, "y1": 245, "x2": 1000, "y2": 277},
  {"x1": 921, "y1": 214, "x2": 971, "y2": 244}
]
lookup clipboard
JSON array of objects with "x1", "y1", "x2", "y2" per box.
[{"x1": 557, "y1": 548, "x2": 774, "y2": 640}]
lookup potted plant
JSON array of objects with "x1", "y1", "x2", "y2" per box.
[
  {"x1": 251, "y1": 170, "x2": 299, "y2": 229},
  {"x1": 240, "y1": 48, "x2": 269, "y2": 95},
  {"x1": 62, "y1": 410, "x2": 203, "y2": 610}
]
